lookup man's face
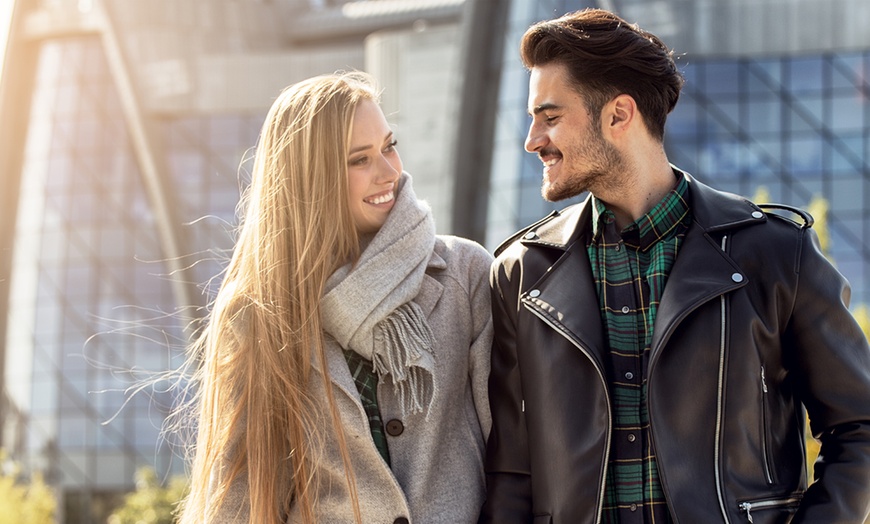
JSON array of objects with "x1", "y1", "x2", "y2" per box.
[{"x1": 525, "y1": 62, "x2": 623, "y2": 202}]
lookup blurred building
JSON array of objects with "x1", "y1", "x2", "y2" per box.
[{"x1": 2, "y1": 0, "x2": 870, "y2": 522}]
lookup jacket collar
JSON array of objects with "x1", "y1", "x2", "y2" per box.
[
  {"x1": 515, "y1": 168, "x2": 767, "y2": 252},
  {"x1": 514, "y1": 168, "x2": 763, "y2": 365}
]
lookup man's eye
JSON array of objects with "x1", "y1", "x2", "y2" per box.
[{"x1": 385, "y1": 139, "x2": 398, "y2": 152}]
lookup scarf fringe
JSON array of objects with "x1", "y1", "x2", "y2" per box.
[{"x1": 373, "y1": 302, "x2": 436, "y2": 416}]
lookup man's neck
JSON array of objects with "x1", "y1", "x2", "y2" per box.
[{"x1": 597, "y1": 156, "x2": 676, "y2": 230}]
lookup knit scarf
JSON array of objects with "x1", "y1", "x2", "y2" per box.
[{"x1": 321, "y1": 174, "x2": 437, "y2": 416}]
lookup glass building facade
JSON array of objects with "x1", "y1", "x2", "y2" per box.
[
  {"x1": 4, "y1": 33, "x2": 260, "y2": 521},
  {"x1": 668, "y1": 53, "x2": 870, "y2": 305}
]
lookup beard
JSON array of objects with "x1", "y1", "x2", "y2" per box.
[{"x1": 541, "y1": 129, "x2": 625, "y2": 202}]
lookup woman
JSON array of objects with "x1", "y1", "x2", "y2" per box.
[{"x1": 176, "y1": 72, "x2": 493, "y2": 523}]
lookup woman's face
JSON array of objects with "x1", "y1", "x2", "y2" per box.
[{"x1": 346, "y1": 99, "x2": 403, "y2": 234}]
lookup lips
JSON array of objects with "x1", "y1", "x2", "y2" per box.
[{"x1": 364, "y1": 190, "x2": 394, "y2": 205}]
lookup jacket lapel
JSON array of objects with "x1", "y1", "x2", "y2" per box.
[
  {"x1": 650, "y1": 172, "x2": 764, "y2": 357},
  {"x1": 519, "y1": 199, "x2": 607, "y2": 366},
  {"x1": 650, "y1": 222, "x2": 745, "y2": 356}
]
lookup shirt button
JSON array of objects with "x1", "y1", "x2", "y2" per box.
[
  {"x1": 386, "y1": 419, "x2": 404, "y2": 436},
  {"x1": 524, "y1": 231, "x2": 537, "y2": 240},
  {"x1": 624, "y1": 371, "x2": 634, "y2": 380},
  {"x1": 630, "y1": 503, "x2": 638, "y2": 512},
  {"x1": 621, "y1": 305, "x2": 630, "y2": 314},
  {"x1": 627, "y1": 433, "x2": 636, "y2": 443},
  {"x1": 614, "y1": 244, "x2": 621, "y2": 252}
]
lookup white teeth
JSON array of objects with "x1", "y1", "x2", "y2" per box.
[
  {"x1": 366, "y1": 192, "x2": 394, "y2": 205},
  {"x1": 543, "y1": 158, "x2": 560, "y2": 167}
]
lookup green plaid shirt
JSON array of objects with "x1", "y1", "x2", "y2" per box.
[
  {"x1": 342, "y1": 349, "x2": 391, "y2": 466},
  {"x1": 587, "y1": 175, "x2": 690, "y2": 523}
]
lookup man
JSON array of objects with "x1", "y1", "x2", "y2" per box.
[{"x1": 480, "y1": 8, "x2": 870, "y2": 524}]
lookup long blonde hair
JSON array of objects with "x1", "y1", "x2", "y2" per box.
[{"x1": 177, "y1": 72, "x2": 378, "y2": 523}]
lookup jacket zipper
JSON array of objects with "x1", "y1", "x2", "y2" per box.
[
  {"x1": 715, "y1": 235, "x2": 731, "y2": 523},
  {"x1": 738, "y1": 496, "x2": 802, "y2": 523},
  {"x1": 760, "y1": 366, "x2": 775, "y2": 484},
  {"x1": 523, "y1": 299, "x2": 612, "y2": 524}
]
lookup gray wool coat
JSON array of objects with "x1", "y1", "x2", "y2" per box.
[{"x1": 214, "y1": 235, "x2": 493, "y2": 523}]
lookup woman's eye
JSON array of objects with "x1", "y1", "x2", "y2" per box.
[{"x1": 349, "y1": 156, "x2": 368, "y2": 166}]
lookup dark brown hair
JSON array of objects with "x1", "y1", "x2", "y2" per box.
[{"x1": 520, "y1": 8, "x2": 684, "y2": 141}]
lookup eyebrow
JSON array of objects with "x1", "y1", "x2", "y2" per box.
[
  {"x1": 529, "y1": 103, "x2": 560, "y2": 116},
  {"x1": 348, "y1": 131, "x2": 394, "y2": 155}
]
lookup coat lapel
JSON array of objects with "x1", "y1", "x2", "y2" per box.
[{"x1": 416, "y1": 244, "x2": 447, "y2": 317}]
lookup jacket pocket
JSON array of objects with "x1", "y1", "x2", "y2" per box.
[
  {"x1": 760, "y1": 366, "x2": 777, "y2": 485},
  {"x1": 737, "y1": 495, "x2": 801, "y2": 523}
]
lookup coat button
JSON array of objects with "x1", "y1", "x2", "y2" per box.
[
  {"x1": 732, "y1": 273, "x2": 744, "y2": 283},
  {"x1": 621, "y1": 305, "x2": 630, "y2": 314},
  {"x1": 752, "y1": 211, "x2": 764, "y2": 219},
  {"x1": 627, "y1": 433, "x2": 636, "y2": 442},
  {"x1": 386, "y1": 419, "x2": 404, "y2": 436},
  {"x1": 394, "y1": 518, "x2": 409, "y2": 524},
  {"x1": 524, "y1": 231, "x2": 537, "y2": 240},
  {"x1": 528, "y1": 289, "x2": 541, "y2": 298}
]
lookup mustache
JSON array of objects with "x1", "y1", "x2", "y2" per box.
[{"x1": 539, "y1": 147, "x2": 561, "y2": 159}]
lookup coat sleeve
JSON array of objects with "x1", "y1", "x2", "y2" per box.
[
  {"x1": 478, "y1": 255, "x2": 533, "y2": 523},
  {"x1": 467, "y1": 245, "x2": 495, "y2": 442},
  {"x1": 787, "y1": 227, "x2": 870, "y2": 522}
]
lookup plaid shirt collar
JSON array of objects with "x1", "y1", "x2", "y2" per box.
[{"x1": 591, "y1": 173, "x2": 690, "y2": 252}]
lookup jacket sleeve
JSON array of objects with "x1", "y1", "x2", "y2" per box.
[
  {"x1": 478, "y1": 256, "x2": 533, "y2": 523},
  {"x1": 787, "y1": 228, "x2": 870, "y2": 522}
]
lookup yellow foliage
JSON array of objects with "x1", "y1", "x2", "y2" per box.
[
  {"x1": 107, "y1": 467, "x2": 188, "y2": 524},
  {"x1": 0, "y1": 452, "x2": 56, "y2": 524},
  {"x1": 807, "y1": 195, "x2": 831, "y2": 257}
]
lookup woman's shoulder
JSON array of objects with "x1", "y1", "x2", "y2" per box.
[{"x1": 433, "y1": 235, "x2": 494, "y2": 268}]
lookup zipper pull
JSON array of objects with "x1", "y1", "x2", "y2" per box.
[
  {"x1": 761, "y1": 366, "x2": 768, "y2": 393},
  {"x1": 739, "y1": 502, "x2": 754, "y2": 523}
]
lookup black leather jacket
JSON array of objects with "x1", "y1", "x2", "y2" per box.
[{"x1": 480, "y1": 173, "x2": 870, "y2": 524}]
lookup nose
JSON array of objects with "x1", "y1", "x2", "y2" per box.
[
  {"x1": 525, "y1": 123, "x2": 546, "y2": 153},
  {"x1": 377, "y1": 152, "x2": 401, "y2": 183}
]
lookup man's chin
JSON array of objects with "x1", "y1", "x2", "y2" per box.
[{"x1": 542, "y1": 182, "x2": 581, "y2": 202}]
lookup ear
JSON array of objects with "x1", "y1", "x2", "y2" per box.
[{"x1": 601, "y1": 94, "x2": 637, "y2": 140}]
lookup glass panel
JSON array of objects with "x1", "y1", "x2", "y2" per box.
[
  {"x1": 829, "y1": 94, "x2": 865, "y2": 133},
  {"x1": 788, "y1": 57, "x2": 824, "y2": 94},
  {"x1": 703, "y1": 61, "x2": 740, "y2": 95}
]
